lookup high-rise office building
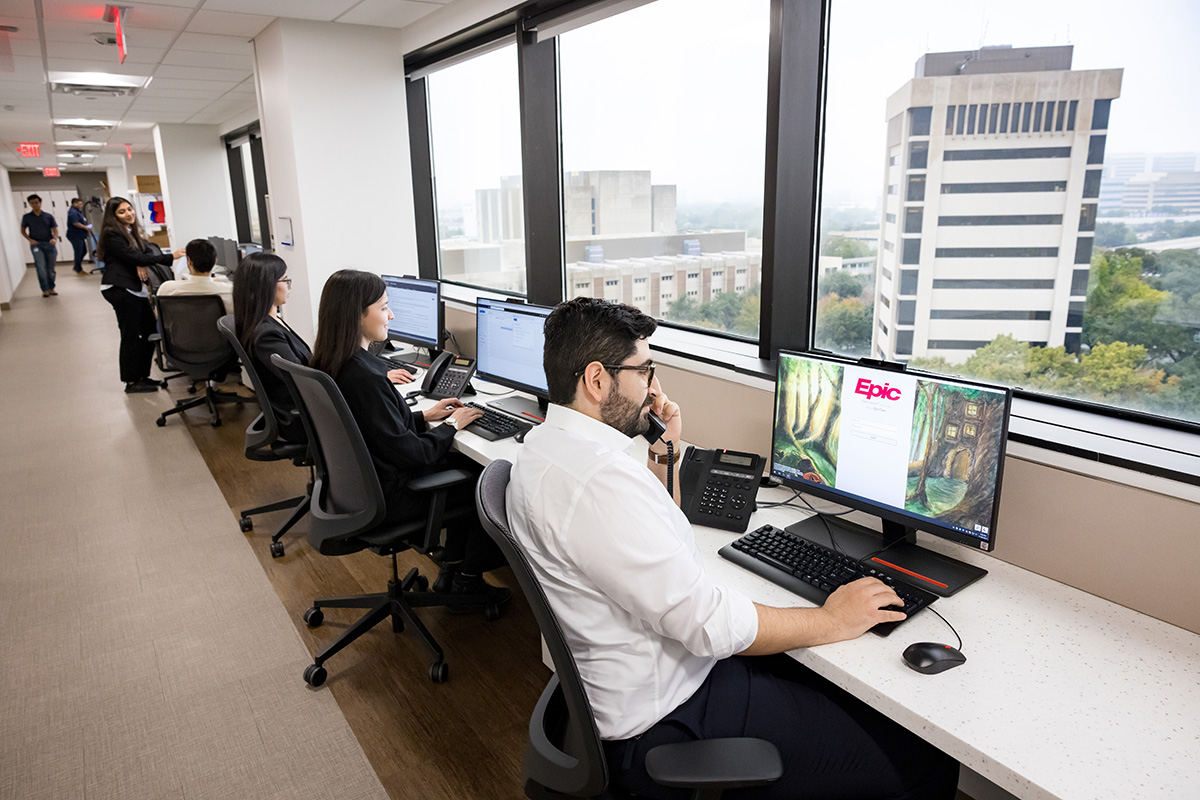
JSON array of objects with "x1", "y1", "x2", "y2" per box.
[{"x1": 874, "y1": 45, "x2": 1122, "y2": 362}]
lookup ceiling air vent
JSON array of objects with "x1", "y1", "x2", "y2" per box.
[
  {"x1": 51, "y1": 82, "x2": 139, "y2": 98},
  {"x1": 56, "y1": 123, "x2": 114, "y2": 132}
]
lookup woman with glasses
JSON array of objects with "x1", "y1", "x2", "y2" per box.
[
  {"x1": 233, "y1": 253, "x2": 311, "y2": 443},
  {"x1": 310, "y1": 269, "x2": 510, "y2": 607}
]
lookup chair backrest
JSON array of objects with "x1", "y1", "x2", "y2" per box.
[
  {"x1": 217, "y1": 314, "x2": 280, "y2": 452},
  {"x1": 272, "y1": 355, "x2": 386, "y2": 555},
  {"x1": 155, "y1": 295, "x2": 235, "y2": 379},
  {"x1": 474, "y1": 460, "x2": 611, "y2": 798}
]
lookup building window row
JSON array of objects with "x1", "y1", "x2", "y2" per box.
[
  {"x1": 934, "y1": 247, "x2": 1060, "y2": 258},
  {"x1": 929, "y1": 339, "x2": 1048, "y2": 350},
  {"x1": 945, "y1": 99, "x2": 1079, "y2": 136},
  {"x1": 938, "y1": 214, "x2": 1064, "y2": 226},
  {"x1": 929, "y1": 309, "x2": 1053, "y2": 321},
  {"x1": 931, "y1": 279, "x2": 1057, "y2": 290},
  {"x1": 942, "y1": 146, "x2": 1071, "y2": 161},
  {"x1": 942, "y1": 181, "x2": 1067, "y2": 194}
]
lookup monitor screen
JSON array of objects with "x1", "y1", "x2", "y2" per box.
[
  {"x1": 475, "y1": 297, "x2": 551, "y2": 399},
  {"x1": 382, "y1": 275, "x2": 441, "y2": 349},
  {"x1": 771, "y1": 351, "x2": 1011, "y2": 585}
]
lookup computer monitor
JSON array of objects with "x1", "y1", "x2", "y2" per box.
[
  {"x1": 475, "y1": 297, "x2": 552, "y2": 423},
  {"x1": 382, "y1": 275, "x2": 443, "y2": 365},
  {"x1": 770, "y1": 351, "x2": 1012, "y2": 596}
]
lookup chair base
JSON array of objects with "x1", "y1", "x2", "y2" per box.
[
  {"x1": 238, "y1": 473, "x2": 314, "y2": 558},
  {"x1": 156, "y1": 383, "x2": 246, "y2": 428},
  {"x1": 301, "y1": 559, "x2": 503, "y2": 686}
]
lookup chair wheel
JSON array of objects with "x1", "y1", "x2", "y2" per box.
[
  {"x1": 270, "y1": 541, "x2": 285, "y2": 558},
  {"x1": 484, "y1": 604, "x2": 501, "y2": 622},
  {"x1": 303, "y1": 607, "x2": 323, "y2": 627},
  {"x1": 429, "y1": 661, "x2": 448, "y2": 683},
  {"x1": 239, "y1": 517, "x2": 253, "y2": 532},
  {"x1": 188, "y1": 385, "x2": 198, "y2": 394},
  {"x1": 415, "y1": 575, "x2": 429, "y2": 592},
  {"x1": 303, "y1": 664, "x2": 327, "y2": 687},
  {"x1": 155, "y1": 417, "x2": 166, "y2": 427}
]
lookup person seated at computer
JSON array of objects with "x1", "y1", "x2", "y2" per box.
[
  {"x1": 310, "y1": 269, "x2": 509, "y2": 605},
  {"x1": 233, "y1": 253, "x2": 312, "y2": 443},
  {"x1": 97, "y1": 197, "x2": 188, "y2": 393},
  {"x1": 156, "y1": 239, "x2": 233, "y2": 315},
  {"x1": 506, "y1": 297, "x2": 959, "y2": 799}
]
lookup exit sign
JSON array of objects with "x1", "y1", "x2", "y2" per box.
[
  {"x1": 18, "y1": 142, "x2": 40, "y2": 158},
  {"x1": 42, "y1": 168, "x2": 61, "y2": 177}
]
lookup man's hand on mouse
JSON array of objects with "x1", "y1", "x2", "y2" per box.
[{"x1": 819, "y1": 578, "x2": 906, "y2": 641}]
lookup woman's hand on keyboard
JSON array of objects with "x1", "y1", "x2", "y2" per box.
[
  {"x1": 423, "y1": 397, "x2": 465, "y2": 421},
  {"x1": 387, "y1": 368, "x2": 415, "y2": 385},
  {"x1": 446, "y1": 404, "x2": 485, "y2": 430}
]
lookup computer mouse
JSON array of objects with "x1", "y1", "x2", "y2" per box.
[
  {"x1": 902, "y1": 642, "x2": 966, "y2": 674},
  {"x1": 514, "y1": 428, "x2": 527, "y2": 444}
]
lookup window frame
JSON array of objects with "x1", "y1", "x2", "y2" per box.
[{"x1": 404, "y1": 0, "x2": 1200, "y2": 492}]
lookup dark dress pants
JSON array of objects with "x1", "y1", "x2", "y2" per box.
[
  {"x1": 604, "y1": 654, "x2": 959, "y2": 800},
  {"x1": 103, "y1": 288, "x2": 157, "y2": 383},
  {"x1": 383, "y1": 452, "x2": 503, "y2": 575},
  {"x1": 69, "y1": 236, "x2": 87, "y2": 272}
]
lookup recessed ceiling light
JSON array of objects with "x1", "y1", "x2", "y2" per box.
[
  {"x1": 54, "y1": 118, "x2": 117, "y2": 127},
  {"x1": 56, "y1": 141, "x2": 102, "y2": 147},
  {"x1": 48, "y1": 71, "x2": 145, "y2": 89}
]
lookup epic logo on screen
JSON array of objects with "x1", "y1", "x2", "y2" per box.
[{"x1": 854, "y1": 379, "x2": 902, "y2": 401}]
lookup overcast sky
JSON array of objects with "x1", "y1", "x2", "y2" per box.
[{"x1": 427, "y1": 0, "x2": 1200, "y2": 211}]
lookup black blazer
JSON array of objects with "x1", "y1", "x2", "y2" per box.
[
  {"x1": 99, "y1": 229, "x2": 174, "y2": 292},
  {"x1": 334, "y1": 349, "x2": 455, "y2": 499},
  {"x1": 250, "y1": 317, "x2": 313, "y2": 443}
]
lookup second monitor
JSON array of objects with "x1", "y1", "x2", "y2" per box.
[
  {"x1": 383, "y1": 275, "x2": 442, "y2": 367},
  {"x1": 475, "y1": 297, "x2": 551, "y2": 423}
]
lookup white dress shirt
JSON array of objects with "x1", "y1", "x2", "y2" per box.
[
  {"x1": 507, "y1": 404, "x2": 759, "y2": 740},
  {"x1": 155, "y1": 274, "x2": 233, "y2": 316}
]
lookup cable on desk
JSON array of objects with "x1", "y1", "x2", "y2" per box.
[{"x1": 925, "y1": 606, "x2": 963, "y2": 651}]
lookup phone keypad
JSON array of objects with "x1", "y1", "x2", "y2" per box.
[
  {"x1": 434, "y1": 370, "x2": 467, "y2": 396},
  {"x1": 695, "y1": 476, "x2": 756, "y2": 522}
]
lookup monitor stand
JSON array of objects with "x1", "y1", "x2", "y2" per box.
[
  {"x1": 489, "y1": 395, "x2": 548, "y2": 425},
  {"x1": 783, "y1": 515, "x2": 987, "y2": 597}
]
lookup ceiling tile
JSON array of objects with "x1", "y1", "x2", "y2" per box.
[
  {"x1": 185, "y1": 10, "x2": 274, "y2": 38},
  {"x1": 202, "y1": 0, "x2": 358, "y2": 22},
  {"x1": 161, "y1": 48, "x2": 252, "y2": 70},
  {"x1": 153, "y1": 63, "x2": 251, "y2": 81},
  {"x1": 335, "y1": 0, "x2": 444, "y2": 29},
  {"x1": 170, "y1": 31, "x2": 254, "y2": 55},
  {"x1": 41, "y1": 17, "x2": 179, "y2": 48},
  {"x1": 149, "y1": 77, "x2": 240, "y2": 93}
]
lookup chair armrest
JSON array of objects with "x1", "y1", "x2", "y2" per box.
[
  {"x1": 408, "y1": 469, "x2": 474, "y2": 493},
  {"x1": 644, "y1": 738, "x2": 782, "y2": 791},
  {"x1": 149, "y1": 333, "x2": 161, "y2": 343}
]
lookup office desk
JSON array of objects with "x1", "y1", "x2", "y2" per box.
[{"x1": 411, "y1": 390, "x2": 1200, "y2": 800}]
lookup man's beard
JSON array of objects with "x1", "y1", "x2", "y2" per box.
[{"x1": 600, "y1": 387, "x2": 652, "y2": 438}]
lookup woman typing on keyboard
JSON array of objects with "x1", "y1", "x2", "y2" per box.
[{"x1": 309, "y1": 269, "x2": 509, "y2": 607}]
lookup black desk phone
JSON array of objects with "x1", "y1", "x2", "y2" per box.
[
  {"x1": 679, "y1": 447, "x2": 763, "y2": 532},
  {"x1": 421, "y1": 352, "x2": 476, "y2": 399}
]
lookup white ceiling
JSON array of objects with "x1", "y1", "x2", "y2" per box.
[{"x1": 0, "y1": 0, "x2": 451, "y2": 173}]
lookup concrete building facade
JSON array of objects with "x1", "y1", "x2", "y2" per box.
[{"x1": 874, "y1": 45, "x2": 1122, "y2": 363}]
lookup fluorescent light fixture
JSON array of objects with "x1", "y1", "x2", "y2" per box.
[
  {"x1": 55, "y1": 141, "x2": 102, "y2": 147},
  {"x1": 48, "y1": 71, "x2": 147, "y2": 89},
  {"x1": 54, "y1": 118, "x2": 117, "y2": 127}
]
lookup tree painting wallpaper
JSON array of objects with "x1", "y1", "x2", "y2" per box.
[
  {"x1": 773, "y1": 358, "x2": 842, "y2": 488},
  {"x1": 905, "y1": 380, "x2": 1005, "y2": 531}
]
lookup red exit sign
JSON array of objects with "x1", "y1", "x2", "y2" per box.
[
  {"x1": 18, "y1": 142, "x2": 40, "y2": 158},
  {"x1": 42, "y1": 168, "x2": 61, "y2": 177}
]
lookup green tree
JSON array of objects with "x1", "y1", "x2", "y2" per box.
[
  {"x1": 1094, "y1": 222, "x2": 1137, "y2": 248},
  {"x1": 1083, "y1": 250, "x2": 1191, "y2": 364},
  {"x1": 821, "y1": 236, "x2": 872, "y2": 259},
  {"x1": 1076, "y1": 342, "x2": 1176, "y2": 401},
  {"x1": 817, "y1": 270, "x2": 864, "y2": 299},
  {"x1": 814, "y1": 294, "x2": 871, "y2": 353}
]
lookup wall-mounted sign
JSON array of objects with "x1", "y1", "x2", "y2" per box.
[
  {"x1": 42, "y1": 168, "x2": 61, "y2": 177},
  {"x1": 18, "y1": 142, "x2": 40, "y2": 158}
]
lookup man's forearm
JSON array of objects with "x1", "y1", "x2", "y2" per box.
[{"x1": 738, "y1": 603, "x2": 843, "y2": 655}]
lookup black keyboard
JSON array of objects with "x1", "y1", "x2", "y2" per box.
[
  {"x1": 461, "y1": 402, "x2": 532, "y2": 441},
  {"x1": 718, "y1": 524, "x2": 936, "y2": 637}
]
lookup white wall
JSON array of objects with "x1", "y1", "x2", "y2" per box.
[
  {"x1": 0, "y1": 169, "x2": 26, "y2": 307},
  {"x1": 253, "y1": 19, "x2": 419, "y2": 343},
  {"x1": 106, "y1": 163, "x2": 130, "y2": 200},
  {"x1": 153, "y1": 123, "x2": 237, "y2": 250}
]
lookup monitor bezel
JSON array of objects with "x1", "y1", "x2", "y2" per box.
[
  {"x1": 770, "y1": 349, "x2": 1012, "y2": 553},
  {"x1": 474, "y1": 296, "x2": 552, "y2": 400},
  {"x1": 381, "y1": 274, "x2": 443, "y2": 351}
]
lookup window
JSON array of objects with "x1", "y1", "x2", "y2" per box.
[
  {"x1": 559, "y1": 0, "x2": 769, "y2": 337},
  {"x1": 817, "y1": 0, "x2": 1200, "y2": 426},
  {"x1": 224, "y1": 126, "x2": 269, "y2": 246},
  {"x1": 426, "y1": 44, "x2": 524, "y2": 293}
]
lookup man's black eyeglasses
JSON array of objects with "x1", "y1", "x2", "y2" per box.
[{"x1": 577, "y1": 362, "x2": 656, "y2": 386}]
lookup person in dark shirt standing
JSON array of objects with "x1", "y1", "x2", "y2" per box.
[
  {"x1": 310, "y1": 269, "x2": 509, "y2": 606},
  {"x1": 20, "y1": 194, "x2": 59, "y2": 297},
  {"x1": 66, "y1": 197, "x2": 92, "y2": 276}
]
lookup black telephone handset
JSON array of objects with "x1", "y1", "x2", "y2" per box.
[
  {"x1": 420, "y1": 352, "x2": 477, "y2": 399},
  {"x1": 679, "y1": 447, "x2": 763, "y2": 533},
  {"x1": 643, "y1": 411, "x2": 667, "y2": 445}
]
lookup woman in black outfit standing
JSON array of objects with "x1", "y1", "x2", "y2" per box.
[
  {"x1": 232, "y1": 253, "x2": 311, "y2": 443},
  {"x1": 97, "y1": 197, "x2": 186, "y2": 393},
  {"x1": 310, "y1": 269, "x2": 509, "y2": 605}
]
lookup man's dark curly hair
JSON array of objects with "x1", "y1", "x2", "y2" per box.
[{"x1": 543, "y1": 297, "x2": 657, "y2": 405}]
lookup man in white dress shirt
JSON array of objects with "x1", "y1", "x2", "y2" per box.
[
  {"x1": 155, "y1": 239, "x2": 233, "y2": 315},
  {"x1": 507, "y1": 297, "x2": 958, "y2": 799}
]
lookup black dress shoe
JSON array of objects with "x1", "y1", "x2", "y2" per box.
[
  {"x1": 125, "y1": 381, "x2": 159, "y2": 393},
  {"x1": 446, "y1": 573, "x2": 511, "y2": 614}
]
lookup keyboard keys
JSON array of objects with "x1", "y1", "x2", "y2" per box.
[{"x1": 461, "y1": 402, "x2": 532, "y2": 441}]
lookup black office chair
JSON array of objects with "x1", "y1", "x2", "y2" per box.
[
  {"x1": 474, "y1": 460, "x2": 782, "y2": 800},
  {"x1": 272, "y1": 356, "x2": 503, "y2": 686},
  {"x1": 154, "y1": 295, "x2": 247, "y2": 428},
  {"x1": 143, "y1": 250, "x2": 188, "y2": 388},
  {"x1": 217, "y1": 315, "x2": 312, "y2": 558}
]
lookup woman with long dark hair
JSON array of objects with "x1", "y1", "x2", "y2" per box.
[
  {"x1": 232, "y1": 252, "x2": 311, "y2": 443},
  {"x1": 97, "y1": 197, "x2": 186, "y2": 393},
  {"x1": 311, "y1": 269, "x2": 508, "y2": 604}
]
